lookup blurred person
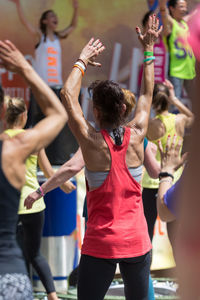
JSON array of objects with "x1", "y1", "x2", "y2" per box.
[
  {"x1": 142, "y1": 79, "x2": 193, "y2": 249},
  {"x1": 0, "y1": 40, "x2": 67, "y2": 299},
  {"x1": 3, "y1": 96, "x2": 74, "y2": 300},
  {"x1": 158, "y1": 0, "x2": 196, "y2": 100},
  {"x1": 9, "y1": 0, "x2": 79, "y2": 164}
]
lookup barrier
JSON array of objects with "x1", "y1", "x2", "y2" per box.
[{"x1": 33, "y1": 174, "x2": 77, "y2": 293}]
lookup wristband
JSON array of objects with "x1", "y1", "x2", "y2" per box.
[
  {"x1": 73, "y1": 64, "x2": 85, "y2": 76},
  {"x1": 159, "y1": 172, "x2": 174, "y2": 181},
  {"x1": 159, "y1": 178, "x2": 173, "y2": 185},
  {"x1": 144, "y1": 51, "x2": 154, "y2": 56},
  {"x1": 143, "y1": 56, "x2": 156, "y2": 62},
  {"x1": 74, "y1": 61, "x2": 86, "y2": 72},
  {"x1": 77, "y1": 58, "x2": 87, "y2": 69},
  {"x1": 36, "y1": 186, "x2": 45, "y2": 197}
]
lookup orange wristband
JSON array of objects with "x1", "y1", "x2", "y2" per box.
[{"x1": 73, "y1": 64, "x2": 84, "y2": 76}]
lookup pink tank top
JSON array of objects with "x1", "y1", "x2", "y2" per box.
[{"x1": 81, "y1": 128, "x2": 151, "y2": 258}]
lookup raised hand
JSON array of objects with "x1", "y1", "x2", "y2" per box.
[
  {"x1": 158, "y1": 135, "x2": 188, "y2": 173},
  {"x1": 136, "y1": 14, "x2": 162, "y2": 49},
  {"x1": 79, "y1": 38, "x2": 106, "y2": 67},
  {"x1": 163, "y1": 79, "x2": 176, "y2": 102},
  {"x1": 0, "y1": 40, "x2": 30, "y2": 73}
]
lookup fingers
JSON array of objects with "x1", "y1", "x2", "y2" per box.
[
  {"x1": 88, "y1": 37, "x2": 95, "y2": 46},
  {"x1": 158, "y1": 140, "x2": 163, "y2": 154},
  {"x1": 136, "y1": 27, "x2": 143, "y2": 42},
  {"x1": 4, "y1": 40, "x2": 16, "y2": 51},
  {"x1": 0, "y1": 40, "x2": 12, "y2": 53},
  {"x1": 157, "y1": 25, "x2": 163, "y2": 36},
  {"x1": 98, "y1": 45, "x2": 105, "y2": 54},
  {"x1": 148, "y1": 15, "x2": 153, "y2": 30},
  {"x1": 182, "y1": 152, "x2": 188, "y2": 165},
  {"x1": 175, "y1": 137, "x2": 183, "y2": 153},
  {"x1": 171, "y1": 134, "x2": 176, "y2": 150},
  {"x1": 155, "y1": 17, "x2": 159, "y2": 31},
  {"x1": 166, "y1": 135, "x2": 171, "y2": 151},
  {"x1": 92, "y1": 39, "x2": 100, "y2": 47}
]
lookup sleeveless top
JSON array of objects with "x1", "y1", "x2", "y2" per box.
[
  {"x1": 167, "y1": 19, "x2": 195, "y2": 80},
  {"x1": 142, "y1": 113, "x2": 183, "y2": 189},
  {"x1": 0, "y1": 141, "x2": 27, "y2": 275},
  {"x1": 4, "y1": 129, "x2": 45, "y2": 214},
  {"x1": 33, "y1": 34, "x2": 63, "y2": 86},
  {"x1": 81, "y1": 128, "x2": 151, "y2": 259}
]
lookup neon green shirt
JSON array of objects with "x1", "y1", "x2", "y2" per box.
[
  {"x1": 4, "y1": 129, "x2": 46, "y2": 214},
  {"x1": 142, "y1": 113, "x2": 183, "y2": 189},
  {"x1": 167, "y1": 19, "x2": 196, "y2": 80}
]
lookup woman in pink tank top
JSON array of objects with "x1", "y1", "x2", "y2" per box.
[{"x1": 60, "y1": 16, "x2": 162, "y2": 300}]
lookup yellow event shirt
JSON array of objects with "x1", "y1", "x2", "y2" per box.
[
  {"x1": 4, "y1": 129, "x2": 46, "y2": 214},
  {"x1": 142, "y1": 113, "x2": 183, "y2": 189}
]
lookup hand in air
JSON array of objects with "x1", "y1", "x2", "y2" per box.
[
  {"x1": 0, "y1": 40, "x2": 29, "y2": 73},
  {"x1": 158, "y1": 135, "x2": 188, "y2": 173},
  {"x1": 79, "y1": 38, "x2": 106, "y2": 67},
  {"x1": 136, "y1": 14, "x2": 163, "y2": 48},
  {"x1": 163, "y1": 79, "x2": 176, "y2": 102}
]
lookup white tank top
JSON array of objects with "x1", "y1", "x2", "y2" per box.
[{"x1": 33, "y1": 34, "x2": 63, "y2": 87}]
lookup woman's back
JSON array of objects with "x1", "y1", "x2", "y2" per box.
[{"x1": 82, "y1": 128, "x2": 151, "y2": 258}]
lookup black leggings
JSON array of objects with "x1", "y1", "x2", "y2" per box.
[
  {"x1": 142, "y1": 188, "x2": 177, "y2": 252},
  {"x1": 17, "y1": 211, "x2": 55, "y2": 294},
  {"x1": 78, "y1": 252, "x2": 150, "y2": 300},
  {"x1": 142, "y1": 188, "x2": 158, "y2": 242}
]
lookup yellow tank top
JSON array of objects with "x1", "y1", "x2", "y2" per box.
[
  {"x1": 142, "y1": 113, "x2": 183, "y2": 189},
  {"x1": 4, "y1": 129, "x2": 46, "y2": 214}
]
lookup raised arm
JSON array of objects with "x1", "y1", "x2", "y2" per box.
[
  {"x1": 8, "y1": 0, "x2": 41, "y2": 42},
  {"x1": 57, "y1": 0, "x2": 78, "y2": 39},
  {"x1": 0, "y1": 40, "x2": 67, "y2": 158},
  {"x1": 60, "y1": 38, "x2": 105, "y2": 145},
  {"x1": 24, "y1": 148, "x2": 84, "y2": 209},
  {"x1": 129, "y1": 15, "x2": 162, "y2": 138},
  {"x1": 164, "y1": 79, "x2": 194, "y2": 128},
  {"x1": 158, "y1": 0, "x2": 173, "y2": 36}
]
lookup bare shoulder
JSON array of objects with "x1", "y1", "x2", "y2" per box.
[
  {"x1": 1, "y1": 138, "x2": 26, "y2": 190},
  {"x1": 147, "y1": 118, "x2": 164, "y2": 141}
]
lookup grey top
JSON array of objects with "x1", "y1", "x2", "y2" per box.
[{"x1": 85, "y1": 165, "x2": 143, "y2": 188}]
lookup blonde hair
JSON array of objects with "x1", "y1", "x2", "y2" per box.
[
  {"x1": 122, "y1": 88, "x2": 136, "y2": 119},
  {"x1": 4, "y1": 96, "x2": 26, "y2": 126}
]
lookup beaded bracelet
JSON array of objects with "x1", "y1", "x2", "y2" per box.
[
  {"x1": 143, "y1": 56, "x2": 156, "y2": 62},
  {"x1": 144, "y1": 51, "x2": 154, "y2": 56}
]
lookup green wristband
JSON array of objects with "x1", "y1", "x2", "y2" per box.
[
  {"x1": 143, "y1": 56, "x2": 156, "y2": 62},
  {"x1": 144, "y1": 51, "x2": 154, "y2": 56}
]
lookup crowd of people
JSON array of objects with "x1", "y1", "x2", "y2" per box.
[{"x1": 0, "y1": 0, "x2": 200, "y2": 300}]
